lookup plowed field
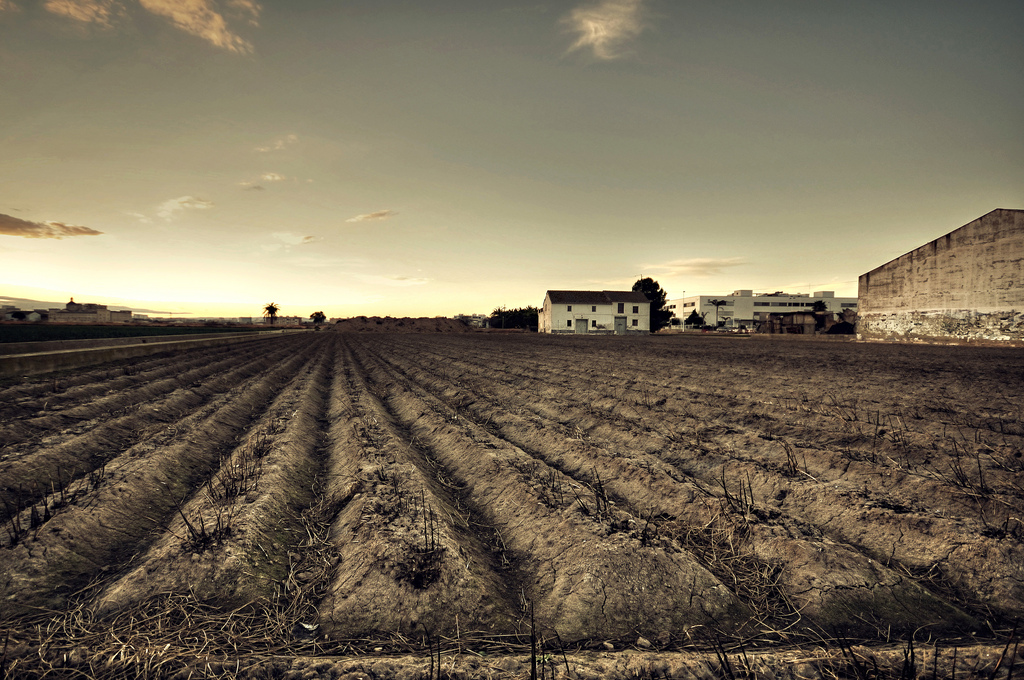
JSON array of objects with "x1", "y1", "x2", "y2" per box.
[{"x1": 1, "y1": 332, "x2": 1022, "y2": 678}]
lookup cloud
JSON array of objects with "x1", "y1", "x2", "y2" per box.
[
  {"x1": 272, "y1": 231, "x2": 317, "y2": 245},
  {"x1": 239, "y1": 172, "x2": 294, "y2": 190},
  {"x1": 385, "y1": 276, "x2": 428, "y2": 286},
  {"x1": 225, "y1": 0, "x2": 259, "y2": 25},
  {"x1": 157, "y1": 195, "x2": 214, "y2": 220},
  {"x1": 137, "y1": 0, "x2": 259, "y2": 53},
  {"x1": 0, "y1": 213, "x2": 104, "y2": 239},
  {"x1": 346, "y1": 209, "x2": 397, "y2": 223},
  {"x1": 564, "y1": 0, "x2": 645, "y2": 60},
  {"x1": 40, "y1": 0, "x2": 259, "y2": 53},
  {"x1": 125, "y1": 211, "x2": 152, "y2": 223},
  {"x1": 255, "y1": 134, "x2": 298, "y2": 152},
  {"x1": 646, "y1": 257, "x2": 748, "y2": 277},
  {"x1": 353, "y1": 273, "x2": 429, "y2": 287},
  {"x1": 43, "y1": 0, "x2": 121, "y2": 26}
]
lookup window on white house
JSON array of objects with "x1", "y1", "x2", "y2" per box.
[
  {"x1": 632, "y1": 306, "x2": 639, "y2": 313},
  {"x1": 591, "y1": 306, "x2": 596, "y2": 312},
  {"x1": 632, "y1": 319, "x2": 638, "y2": 326},
  {"x1": 617, "y1": 303, "x2": 624, "y2": 313},
  {"x1": 566, "y1": 320, "x2": 572, "y2": 327},
  {"x1": 591, "y1": 320, "x2": 596, "y2": 327},
  {"x1": 567, "y1": 305, "x2": 572, "y2": 311}
]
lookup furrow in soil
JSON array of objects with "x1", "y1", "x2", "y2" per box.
[
  {"x1": 0, "y1": 335, "x2": 324, "y2": 612},
  {"x1": 345, "y1": 335, "x2": 752, "y2": 643}
]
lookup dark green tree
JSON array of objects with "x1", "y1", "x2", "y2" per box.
[
  {"x1": 310, "y1": 311, "x2": 327, "y2": 327},
  {"x1": 489, "y1": 306, "x2": 539, "y2": 330},
  {"x1": 684, "y1": 309, "x2": 705, "y2": 327},
  {"x1": 632, "y1": 278, "x2": 673, "y2": 332}
]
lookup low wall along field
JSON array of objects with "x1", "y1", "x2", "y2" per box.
[{"x1": 0, "y1": 332, "x2": 1022, "y2": 678}]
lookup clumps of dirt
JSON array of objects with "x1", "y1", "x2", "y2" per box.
[
  {"x1": 317, "y1": 351, "x2": 521, "y2": 639},
  {"x1": 332, "y1": 317, "x2": 471, "y2": 333}
]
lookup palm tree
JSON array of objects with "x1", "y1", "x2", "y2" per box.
[
  {"x1": 708, "y1": 299, "x2": 728, "y2": 327},
  {"x1": 263, "y1": 302, "x2": 280, "y2": 325},
  {"x1": 310, "y1": 311, "x2": 326, "y2": 327}
]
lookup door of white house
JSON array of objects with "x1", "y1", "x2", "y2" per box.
[
  {"x1": 575, "y1": 318, "x2": 589, "y2": 334},
  {"x1": 614, "y1": 316, "x2": 627, "y2": 335}
]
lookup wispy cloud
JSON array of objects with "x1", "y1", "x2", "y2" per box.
[
  {"x1": 353, "y1": 273, "x2": 429, "y2": 287},
  {"x1": 564, "y1": 0, "x2": 645, "y2": 60},
  {"x1": 255, "y1": 134, "x2": 298, "y2": 152},
  {"x1": 384, "y1": 276, "x2": 428, "y2": 286},
  {"x1": 44, "y1": 0, "x2": 121, "y2": 26},
  {"x1": 646, "y1": 257, "x2": 748, "y2": 277},
  {"x1": 0, "y1": 213, "x2": 104, "y2": 239},
  {"x1": 238, "y1": 172, "x2": 294, "y2": 190},
  {"x1": 272, "y1": 231, "x2": 317, "y2": 245},
  {"x1": 346, "y1": 209, "x2": 397, "y2": 223},
  {"x1": 157, "y1": 196, "x2": 214, "y2": 221},
  {"x1": 138, "y1": 0, "x2": 259, "y2": 53},
  {"x1": 39, "y1": 0, "x2": 260, "y2": 53},
  {"x1": 0, "y1": 0, "x2": 17, "y2": 12},
  {"x1": 125, "y1": 211, "x2": 152, "y2": 223}
]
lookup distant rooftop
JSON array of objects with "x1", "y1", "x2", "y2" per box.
[{"x1": 546, "y1": 290, "x2": 650, "y2": 305}]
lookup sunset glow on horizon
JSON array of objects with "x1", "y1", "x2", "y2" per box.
[{"x1": 2, "y1": 0, "x2": 1022, "y2": 319}]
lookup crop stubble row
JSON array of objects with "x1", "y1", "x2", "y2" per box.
[{"x1": 0, "y1": 332, "x2": 1022, "y2": 649}]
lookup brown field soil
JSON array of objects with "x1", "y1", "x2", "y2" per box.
[
  {"x1": 0, "y1": 331, "x2": 1022, "y2": 679},
  {"x1": 331, "y1": 316, "x2": 472, "y2": 333}
]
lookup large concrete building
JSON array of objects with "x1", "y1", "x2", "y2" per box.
[
  {"x1": 858, "y1": 208, "x2": 1024, "y2": 343},
  {"x1": 667, "y1": 290, "x2": 857, "y2": 330}
]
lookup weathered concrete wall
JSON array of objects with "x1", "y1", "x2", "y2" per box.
[{"x1": 858, "y1": 209, "x2": 1024, "y2": 343}]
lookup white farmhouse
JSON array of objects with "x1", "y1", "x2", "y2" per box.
[{"x1": 539, "y1": 290, "x2": 651, "y2": 334}]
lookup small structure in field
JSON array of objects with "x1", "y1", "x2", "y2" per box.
[
  {"x1": 539, "y1": 290, "x2": 650, "y2": 334},
  {"x1": 758, "y1": 309, "x2": 855, "y2": 335},
  {"x1": 858, "y1": 208, "x2": 1024, "y2": 343},
  {"x1": 759, "y1": 311, "x2": 820, "y2": 335}
]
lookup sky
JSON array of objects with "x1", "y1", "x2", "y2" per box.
[{"x1": 1, "y1": 0, "x2": 1022, "y2": 319}]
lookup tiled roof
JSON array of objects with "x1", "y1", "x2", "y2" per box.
[{"x1": 546, "y1": 290, "x2": 650, "y2": 305}]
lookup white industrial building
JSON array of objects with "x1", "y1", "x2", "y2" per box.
[
  {"x1": 539, "y1": 290, "x2": 651, "y2": 334},
  {"x1": 667, "y1": 290, "x2": 858, "y2": 329}
]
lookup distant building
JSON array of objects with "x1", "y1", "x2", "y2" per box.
[
  {"x1": 859, "y1": 209, "x2": 1024, "y2": 343},
  {"x1": 455, "y1": 313, "x2": 488, "y2": 327},
  {"x1": 667, "y1": 290, "x2": 857, "y2": 330},
  {"x1": 47, "y1": 298, "x2": 132, "y2": 323},
  {"x1": 267, "y1": 315, "x2": 304, "y2": 325},
  {"x1": 539, "y1": 290, "x2": 650, "y2": 334}
]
